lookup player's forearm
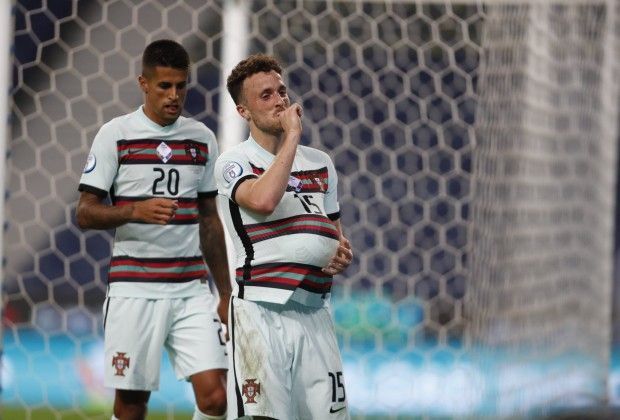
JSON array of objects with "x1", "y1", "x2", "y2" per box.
[
  {"x1": 199, "y1": 218, "x2": 232, "y2": 297},
  {"x1": 76, "y1": 200, "x2": 134, "y2": 230},
  {"x1": 243, "y1": 134, "x2": 298, "y2": 212},
  {"x1": 334, "y1": 219, "x2": 345, "y2": 239}
]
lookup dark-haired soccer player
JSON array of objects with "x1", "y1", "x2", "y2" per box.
[
  {"x1": 216, "y1": 54, "x2": 353, "y2": 419},
  {"x1": 76, "y1": 39, "x2": 230, "y2": 420}
]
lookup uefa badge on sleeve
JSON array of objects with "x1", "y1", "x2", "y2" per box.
[
  {"x1": 223, "y1": 161, "x2": 243, "y2": 183},
  {"x1": 83, "y1": 153, "x2": 96, "y2": 173}
]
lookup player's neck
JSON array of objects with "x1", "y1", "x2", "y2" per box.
[
  {"x1": 250, "y1": 129, "x2": 282, "y2": 155},
  {"x1": 141, "y1": 105, "x2": 176, "y2": 127}
]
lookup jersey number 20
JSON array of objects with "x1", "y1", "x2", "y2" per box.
[{"x1": 152, "y1": 168, "x2": 180, "y2": 196}]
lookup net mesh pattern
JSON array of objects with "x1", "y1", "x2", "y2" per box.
[{"x1": 5, "y1": 0, "x2": 619, "y2": 417}]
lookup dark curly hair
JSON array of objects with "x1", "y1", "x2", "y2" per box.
[{"x1": 226, "y1": 54, "x2": 282, "y2": 105}]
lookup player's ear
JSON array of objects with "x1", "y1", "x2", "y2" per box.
[
  {"x1": 138, "y1": 75, "x2": 148, "y2": 94},
  {"x1": 236, "y1": 104, "x2": 250, "y2": 121}
]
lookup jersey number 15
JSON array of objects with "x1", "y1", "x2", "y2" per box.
[{"x1": 294, "y1": 193, "x2": 322, "y2": 215}]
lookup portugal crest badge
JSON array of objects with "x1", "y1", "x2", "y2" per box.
[
  {"x1": 185, "y1": 144, "x2": 199, "y2": 163},
  {"x1": 112, "y1": 352, "x2": 130, "y2": 376},
  {"x1": 242, "y1": 378, "x2": 261, "y2": 404}
]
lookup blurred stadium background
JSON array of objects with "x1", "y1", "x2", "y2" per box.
[{"x1": 4, "y1": 0, "x2": 620, "y2": 418}]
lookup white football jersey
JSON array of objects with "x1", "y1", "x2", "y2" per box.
[
  {"x1": 215, "y1": 137, "x2": 341, "y2": 307},
  {"x1": 79, "y1": 107, "x2": 219, "y2": 298}
]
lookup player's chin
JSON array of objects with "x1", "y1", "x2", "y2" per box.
[
  {"x1": 264, "y1": 124, "x2": 284, "y2": 136},
  {"x1": 160, "y1": 114, "x2": 180, "y2": 126}
]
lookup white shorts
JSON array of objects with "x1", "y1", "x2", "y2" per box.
[
  {"x1": 227, "y1": 297, "x2": 350, "y2": 420},
  {"x1": 103, "y1": 293, "x2": 227, "y2": 391}
]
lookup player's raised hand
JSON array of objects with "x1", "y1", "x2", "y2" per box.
[
  {"x1": 279, "y1": 103, "x2": 303, "y2": 137},
  {"x1": 322, "y1": 236, "x2": 353, "y2": 275},
  {"x1": 131, "y1": 198, "x2": 178, "y2": 224}
]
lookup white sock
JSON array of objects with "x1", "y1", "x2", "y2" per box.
[
  {"x1": 111, "y1": 416, "x2": 119, "y2": 420},
  {"x1": 192, "y1": 407, "x2": 227, "y2": 420}
]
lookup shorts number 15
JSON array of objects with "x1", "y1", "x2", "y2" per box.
[{"x1": 328, "y1": 371, "x2": 346, "y2": 403}]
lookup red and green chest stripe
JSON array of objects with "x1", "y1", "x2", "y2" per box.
[
  {"x1": 250, "y1": 164, "x2": 329, "y2": 193},
  {"x1": 117, "y1": 139, "x2": 208, "y2": 165},
  {"x1": 244, "y1": 214, "x2": 338, "y2": 243}
]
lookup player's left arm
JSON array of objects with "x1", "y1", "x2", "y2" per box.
[
  {"x1": 322, "y1": 219, "x2": 353, "y2": 276},
  {"x1": 198, "y1": 196, "x2": 232, "y2": 325}
]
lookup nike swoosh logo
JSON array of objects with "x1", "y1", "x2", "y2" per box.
[{"x1": 329, "y1": 406, "x2": 346, "y2": 413}]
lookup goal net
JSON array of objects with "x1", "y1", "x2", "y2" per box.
[
  {"x1": 470, "y1": 1, "x2": 619, "y2": 416},
  {"x1": 4, "y1": 0, "x2": 619, "y2": 418}
]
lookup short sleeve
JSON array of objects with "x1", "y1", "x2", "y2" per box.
[
  {"x1": 78, "y1": 121, "x2": 119, "y2": 197},
  {"x1": 324, "y1": 155, "x2": 340, "y2": 220},
  {"x1": 198, "y1": 128, "x2": 219, "y2": 197},
  {"x1": 214, "y1": 149, "x2": 258, "y2": 203}
]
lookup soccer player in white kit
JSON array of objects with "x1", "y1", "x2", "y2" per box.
[
  {"x1": 215, "y1": 54, "x2": 354, "y2": 419},
  {"x1": 76, "y1": 40, "x2": 230, "y2": 420}
]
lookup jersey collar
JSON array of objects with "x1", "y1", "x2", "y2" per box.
[
  {"x1": 137, "y1": 106, "x2": 179, "y2": 132},
  {"x1": 247, "y1": 135, "x2": 277, "y2": 161}
]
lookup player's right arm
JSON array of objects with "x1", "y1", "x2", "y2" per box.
[
  {"x1": 234, "y1": 103, "x2": 303, "y2": 214},
  {"x1": 76, "y1": 192, "x2": 178, "y2": 230}
]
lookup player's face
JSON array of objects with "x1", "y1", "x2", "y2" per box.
[
  {"x1": 139, "y1": 66, "x2": 188, "y2": 126},
  {"x1": 238, "y1": 70, "x2": 290, "y2": 136}
]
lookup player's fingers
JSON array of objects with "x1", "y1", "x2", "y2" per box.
[
  {"x1": 322, "y1": 261, "x2": 336, "y2": 273},
  {"x1": 149, "y1": 197, "x2": 177, "y2": 208},
  {"x1": 329, "y1": 265, "x2": 341, "y2": 274},
  {"x1": 152, "y1": 214, "x2": 173, "y2": 224},
  {"x1": 332, "y1": 253, "x2": 351, "y2": 266},
  {"x1": 330, "y1": 256, "x2": 351, "y2": 273},
  {"x1": 152, "y1": 211, "x2": 175, "y2": 224},
  {"x1": 339, "y1": 247, "x2": 353, "y2": 261},
  {"x1": 322, "y1": 261, "x2": 345, "y2": 275},
  {"x1": 158, "y1": 200, "x2": 178, "y2": 209},
  {"x1": 321, "y1": 266, "x2": 336, "y2": 275},
  {"x1": 155, "y1": 206, "x2": 176, "y2": 216}
]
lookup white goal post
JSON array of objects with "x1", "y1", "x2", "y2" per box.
[{"x1": 0, "y1": 0, "x2": 11, "y2": 368}]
